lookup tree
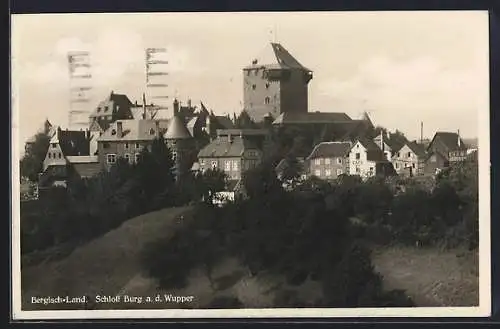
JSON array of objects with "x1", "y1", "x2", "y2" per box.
[
  {"x1": 20, "y1": 132, "x2": 50, "y2": 182},
  {"x1": 198, "y1": 168, "x2": 227, "y2": 204},
  {"x1": 234, "y1": 110, "x2": 257, "y2": 129},
  {"x1": 134, "y1": 137, "x2": 176, "y2": 208},
  {"x1": 279, "y1": 152, "x2": 304, "y2": 188}
]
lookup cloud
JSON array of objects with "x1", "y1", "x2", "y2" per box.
[
  {"x1": 316, "y1": 56, "x2": 484, "y2": 136},
  {"x1": 17, "y1": 28, "x2": 204, "y2": 90}
]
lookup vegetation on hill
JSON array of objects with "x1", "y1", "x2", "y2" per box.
[{"x1": 140, "y1": 153, "x2": 477, "y2": 308}]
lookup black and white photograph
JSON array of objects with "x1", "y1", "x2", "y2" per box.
[{"x1": 11, "y1": 10, "x2": 490, "y2": 319}]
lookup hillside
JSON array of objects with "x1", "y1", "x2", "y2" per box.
[{"x1": 21, "y1": 206, "x2": 193, "y2": 310}]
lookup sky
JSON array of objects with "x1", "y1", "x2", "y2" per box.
[{"x1": 11, "y1": 11, "x2": 489, "y2": 146}]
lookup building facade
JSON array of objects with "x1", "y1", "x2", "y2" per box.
[
  {"x1": 347, "y1": 139, "x2": 388, "y2": 179},
  {"x1": 88, "y1": 91, "x2": 134, "y2": 131},
  {"x1": 307, "y1": 142, "x2": 351, "y2": 180},
  {"x1": 243, "y1": 43, "x2": 313, "y2": 122},
  {"x1": 391, "y1": 141, "x2": 427, "y2": 176},
  {"x1": 424, "y1": 131, "x2": 468, "y2": 174},
  {"x1": 197, "y1": 129, "x2": 268, "y2": 180}
]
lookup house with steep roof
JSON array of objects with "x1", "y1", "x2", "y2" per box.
[
  {"x1": 347, "y1": 138, "x2": 394, "y2": 179},
  {"x1": 243, "y1": 42, "x2": 313, "y2": 122},
  {"x1": 39, "y1": 127, "x2": 99, "y2": 189},
  {"x1": 391, "y1": 141, "x2": 428, "y2": 177},
  {"x1": 88, "y1": 91, "x2": 134, "y2": 131},
  {"x1": 25, "y1": 119, "x2": 57, "y2": 153},
  {"x1": 196, "y1": 129, "x2": 269, "y2": 180},
  {"x1": 307, "y1": 141, "x2": 351, "y2": 180},
  {"x1": 97, "y1": 119, "x2": 170, "y2": 171},
  {"x1": 425, "y1": 131, "x2": 468, "y2": 174}
]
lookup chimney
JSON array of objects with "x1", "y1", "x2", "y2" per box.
[
  {"x1": 187, "y1": 99, "x2": 192, "y2": 108},
  {"x1": 173, "y1": 99, "x2": 179, "y2": 116},
  {"x1": 117, "y1": 121, "x2": 123, "y2": 138},
  {"x1": 420, "y1": 122, "x2": 424, "y2": 144},
  {"x1": 379, "y1": 131, "x2": 384, "y2": 151},
  {"x1": 142, "y1": 93, "x2": 147, "y2": 119},
  {"x1": 155, "y1": 121, "x2": 160, "y2": 138},
  {"x1": 457, "y1": 129, "x2": 461, "y2": 147},
  {"x1": 135, "y1": 100, "x2": 138, "y2": 106}
]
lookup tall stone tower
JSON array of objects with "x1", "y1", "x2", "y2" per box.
[
  {"x1": 163, "y1": 99, "x2": 195, "y2": 180},
  {"x1": 243, "y1": 42, "x2": 313, "y2": 123}
]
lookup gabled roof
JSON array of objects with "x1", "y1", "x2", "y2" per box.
[
  {"x1": 51, "y1": 129, "x2": 89, "y2": 156},
  {"x1": 164, "y1": 115, "x2": 192, "y2": 139},
  {"x1": 429, "y1": 132, "x2": 468, "y2": 152},
  {"x1": 245, "y1": 42, "x2": 311, "y2": 72},
  {"x1": 307, "y1": 142, "x2": 352, "y2": 159},
  {"x1": 405, "y1": 141, "x2": 427, "y2": 158},
  {"x1": 198, "y1": 135, "x2": 260, "y2": 158},
  {"x1": 353, "y1": 138, "x2": 387, "y2": 162},
  {"x1": 98, "y1": 119, "x2": 169, "y2": 142},
  {"x1": 89, "y1": 92, "x2": 133, "y2": 118},
  {"x1": 273, "y1": 112, "x2": 352, "y2": 125}
]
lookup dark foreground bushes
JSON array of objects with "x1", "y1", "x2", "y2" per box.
[{"x1": 140, "y1": 164, "x2": 416, "y2": 308}]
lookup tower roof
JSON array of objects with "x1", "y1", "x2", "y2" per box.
[
  {"x1": 245, "y1": 42, "x2": 311, "y2": 71},
  {"x1": 164, "y1": 115, "x2": 192, "y2": 139}
]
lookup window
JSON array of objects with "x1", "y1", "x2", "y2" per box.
[
  {"x1": 211, "y1": 160, "x2": 218, "y2": 169},
  {"x1": 355, "y1": 153, "x2": 360, "y2": 160},
  {"x1": 135, "y1": 143, "x2": 140, "y2": 149},
  {"x1": 315, "y1": 169, "x2": 321, "y2": 177},
  {"x1": 407, "y1": 152, "x2": 411, "y2": 158},
  {"x1": 336, "y1": 169, "x2": 343, "y2": 176},
  {"x1": 325, "y1": 158, "x2": 331, "y2": 165},
  {"x1": 51, "y1": 143, "x2": 57, "y2": 148},
  {"x1": 430, "y1": 155, "x2": 436, "y2": 162},
  {"x1": 107, "y1": 154, "x2": 116, "y2": 164},
  {"x1": 125, "y1": 143, "x2": 129, "y2": 149},
  {"x1": 53, "y1": 153, "x2": 56, "y2": 158},
  {"x1": 172, "y1": 151, "x2": 177, "y2": 161},
  {"x1": 314, "y1": 158, "x2": 321, "y2": 165},
  {"x1": 124, "y1": 153, "x2": 131, "y2": 163},
  {"x1": 265, "y1": 97, "x2": 270, "y2": 104},
  {"x1": 135, "y1": 153, "x2": 141, "y2": 163},
  {"x1": 200, "y1": 159, "x2": 205, "y2": 166},
  {"x1": 97, "y1": 107, "x2": 101, "y2": 113},
  {"x1": 111, "y1": 129, "x2": 117, "y2": 135},
  {"x1": 104, "y1": 106, "x2": 109, "y2": 112},
  {"x1": 48, "y1": 153, "x2": 52, "y2": 159},
  {"x1": 356, "y1": 167, "x2": 360, "y2": 173},
  {"x1": 412, "y1": 163, "x2": 416, "y2": 169},
  {"x1": 395, "y1": 163, "x2": 399, "y2": 169},
  {"x1": 232, "y1": 160, "x2": 239, "y2": 171},
  {"x1": 325, "y1": 169, "x2": 331, "y2": 177},
  {"x1": 150, "y1": 128, "x2": 155, "y2": 135},
  {"x1": 58, "y1": 153, "x2": 62, "y2": 159},
  {"x1": 252, "y1": 84, "x2": 256, "y2": 90},
  {"x1": 397, "y1": 152, "x2": 401, "y2": 157},
  {"x1": 265, "y1": 83, "x2": 270, "y2": 89},
  {"x1": 225, "y1": 161, "x2": 231, "y2": 171},
  {"x1": 337, "y1": 158, "x2": 342, "y2": 164}
]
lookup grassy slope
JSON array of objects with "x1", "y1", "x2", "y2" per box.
[
  {"x1": 371, "y1": 246, "x2": 479, "y2": 307},
  {"x1": 21, "y1": 206, "x2": 192, "y2": 310}
]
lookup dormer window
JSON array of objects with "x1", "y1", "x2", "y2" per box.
[{"x1": 265, "y1": 97, "x2": 270, "y2": 104}]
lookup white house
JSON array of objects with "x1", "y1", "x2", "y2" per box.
[
  {"x1": 348, "y1": 139, "x2": 388, "y2": 179},
  {"x1": 391, "y1": 141, "x2": 427, "y2": 176}
]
